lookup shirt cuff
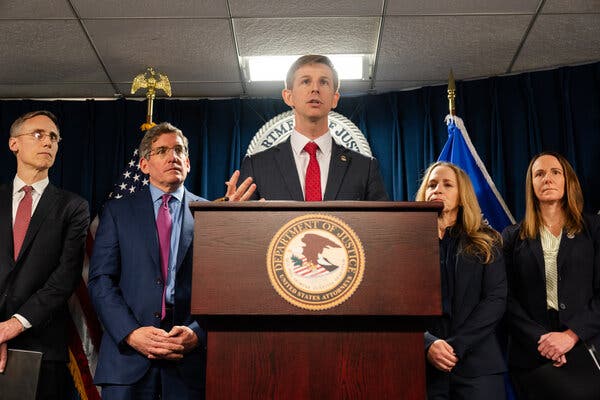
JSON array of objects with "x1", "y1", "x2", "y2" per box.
[{"x1": 12, "y1": 314, "x2": 32, "y2": 330}]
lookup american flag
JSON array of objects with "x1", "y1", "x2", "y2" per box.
[
  {"x1": 108, "y1": 149, "x2": 149, "y2": 199},
  {"x1": 66, "y1": 148, "x2": 148, "y2": 400},
  {"x1": 292, "y1": 256, "x2": 330, "y2": 278}
]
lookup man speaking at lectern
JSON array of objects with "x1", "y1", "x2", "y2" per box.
[{"x1": 240, "y1": 54, "x2": 388, "y2": 202}]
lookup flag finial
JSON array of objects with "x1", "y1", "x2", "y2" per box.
[
  {"x1": 131, "y1": 67, "x2": 172, "y2": 131},
  {"x1": 447, "y1": 69, "x2": 456, "y2": 116}
]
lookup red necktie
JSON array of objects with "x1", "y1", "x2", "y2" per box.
[
  {"x1": 13, "y1": 186, "x2": 33, "y2": 260},
  {"x1": 304, "y1": 142, "x2": 322, "y2": 201},
  {"x1": 156, "y1": 194, "x2": 172, "y2": 319}
]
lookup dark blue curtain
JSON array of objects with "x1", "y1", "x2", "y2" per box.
[{"x1": 1, "y1": 61, "x2": 599, "y2": 219}]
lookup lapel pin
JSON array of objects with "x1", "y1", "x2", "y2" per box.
[
  {"x1": 340, "y1": 155, "x2": 347, "y2": 162},
  {"x1": 567, "y1": 233, "x2": 575, "y2": 239}
]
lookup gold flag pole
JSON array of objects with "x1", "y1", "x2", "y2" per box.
[
  {"x1": 131, "y1": 67, "x2": 172, "y2": 131},
  {"x1": 447, "y1": 69, "x2": 456, "y2": 116}
]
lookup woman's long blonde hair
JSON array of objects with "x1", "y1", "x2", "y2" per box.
[
  {"x1": 416, "y1": 161, "x2": 501, "y2": 264},
  {"x1": 520, "y1": 152, "x2": 583, "y2": 240}
]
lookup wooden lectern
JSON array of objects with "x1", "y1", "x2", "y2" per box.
[{"x1": 190, "y1": 201, "x2": 442, "y2": 399}]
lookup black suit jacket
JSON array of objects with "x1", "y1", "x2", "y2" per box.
[
  {"x1": 502, "y1": 215, "x2": 600, "y2": 369},
  {"x1": 0, "y1": 183, "x2": 89, "y2": 362},
  {"x1": 240, "y1": 138, "x2": 389, "y2": 201},
  {"x1": 425, "y1": 237, "x2": 507, "y2": 377}
]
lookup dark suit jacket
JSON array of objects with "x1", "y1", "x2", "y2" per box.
[
  {"x1": 240, "y1": 138, "x2": 389, "y2": 201},
  {"x1": 88, "y1": 188, "x2": 206, "y2": 391},
  {"x1": 502, "y1": 215, "x2": 600, "y2": 369},
  {"x1": 425, "y1": 237, "x2": 507, "y2": 377},
  {"x1": 0, "y1": 183, "x2": 89, "y2": 362}
]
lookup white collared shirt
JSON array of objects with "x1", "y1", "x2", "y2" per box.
[
  {"x1": 289, "y1": 129, "x2": 332, "y2": 199},
  {"x1": 12, "y1": 175, "x2": 49, "y2": 225}
]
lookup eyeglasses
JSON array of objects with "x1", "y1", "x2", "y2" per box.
[
  {"x1": 149, "y1": 145, "x2": 188, "y2": 158},
  {"x1": 15, "y1": 130, "x2": 62, "y2": 143}
]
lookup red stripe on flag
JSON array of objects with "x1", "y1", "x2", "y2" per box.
[
  {"x1": 74, "y1": 278, "x2": 103, "y2": 349},
  {"x1": 68, "y1": 317, "x2": 101, "y2": 400}
]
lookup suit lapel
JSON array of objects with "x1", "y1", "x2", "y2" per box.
[
  {"x1": 527, "y1": 237, "x2": 546, "y2": 278},
  {"x1": 274, "y1": 139, "x2": 304, "y2": 201},
  {"x1": 176, "y1": 190, "x2": 195, "y2": 271},
  {"x1": 556, "y1": 229, "x2": 574, "y2": 275},
  {"x1": 324, "y1": 141, "x2": 350, "y2": 201},
  {"x1": 134, "y1": 190, "x2": 160, "y2": 269},
  {"x1": 15, "y1": 184, "x2": 59, "y2": 263},
  {"x1": 452, "y1": 244, "x2": 478, "y2": 316},
  {"x1": 0, "y1": 184, "x2": 15, "y2": 269}
]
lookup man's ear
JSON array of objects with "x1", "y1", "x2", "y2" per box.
[
  {"x1": 139, "y1": 157, "x2": 149, "y2": 174},
  {"x1": 331, "y1": 91, "x2": 340, "y2": 110},
  {"x1": 282, "y1": 88, "x2": 294, "y2": 108},
  {"x1": 8, "y1": 137, "x2": 18, "y2": 153}
]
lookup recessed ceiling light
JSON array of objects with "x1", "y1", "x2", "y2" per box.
[{"x1": 245, "y1": 54, "x2": 368, "y2": 82}]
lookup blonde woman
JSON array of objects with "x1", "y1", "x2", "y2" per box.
[
  {"x1": 416, "y1": 161, "x2": 506, "y2": 400},
  {"x1": 503, "y1": 152, "x2": 600, "y2": 399}
]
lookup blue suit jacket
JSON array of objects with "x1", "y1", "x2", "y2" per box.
[
  {"x1": 89, "y1": 187, "x2": 206, "y2": 389},
  {"x1": 240, "y1": 138, "x2": 389, "y2": 201}
]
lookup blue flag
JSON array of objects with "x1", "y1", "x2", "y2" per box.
[{"x1": 438, "y1": 116, "x2": 515, "y2": 232}]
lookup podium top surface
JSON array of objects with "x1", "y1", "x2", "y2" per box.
[{"x1": 190, "y1": 200, "x2": 443, "y2": 212}]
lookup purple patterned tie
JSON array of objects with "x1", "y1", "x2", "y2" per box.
[{"x1": 156, "y1": 194, "x2": 172, "y2": 319}]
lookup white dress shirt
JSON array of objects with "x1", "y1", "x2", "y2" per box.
[{"x1": 289, "y1": 129, "x2": 332, "y2": 199}]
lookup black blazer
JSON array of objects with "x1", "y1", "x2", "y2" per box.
[
  {"x1": 240, "y1": 138, "x2": 389, "y2": 201},
  {"x1": 502, "y1": 215, "x2": 600, "y2": 369},
  {"x1": 425, "y1": 237, "x2": 507, "y2": 377},
  {"x1": 0, "y1": 183, "x2": 89, "y2": 362}
]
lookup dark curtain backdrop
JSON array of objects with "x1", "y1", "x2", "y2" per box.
[{"x1": 1, "y1": 61, "x2": 599, "y2": 220}]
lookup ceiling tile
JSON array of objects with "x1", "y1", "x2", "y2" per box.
[
  {"x1": 234, "y1": 17, "x2": 380, "y2": 56},
  {"x1": 84, "y1": 19, "x2": 240, "y2": 84},
  {"x1": 229, "y1": 0, "x2": 383, "y2": 17},
  {"x1": 338, "y1": 81, "x2": 373, "y2": 96},
  {"x1": 376, "y1": 15, "x2": 530, "y2": 81},
  {"x1": 245, "y1": 81, "x2": 285, "y2": 98},
  {"x1": 72, "y1": 0, "x2": 229, "y2": 18},
  {"x1": 542, "y1": 0, "x2": 600, "y2": 13},
  {"x1": 386, "y1": 0, "x2": 539, "y2": 15},
  {"x1": 0, "y1": 20, "x2": 107, "y2": 83},
  {"x1": 512, "y1": 14, "x2": 600, "y2": 72},
  {"x1": 0, "y1": 83, "x2": 116, "y2": 98},
  {"x1": 0, "y1": 0, "x2": 74, "y2": 18}
]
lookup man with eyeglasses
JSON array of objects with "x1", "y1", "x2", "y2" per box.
[
  {"x1": 89, "y1": 122, "x2": 254, "y2": 399},
  {"x1": 0, "y1": 110, "x2": 89, "y2": 399}
]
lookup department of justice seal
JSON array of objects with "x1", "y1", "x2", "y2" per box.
[
  {"x1": 266, "y1": 214, "x2": 365, "y2": 310},
  {"x1": 246, "y1": 111, "x2": 372, "y2": 157}
]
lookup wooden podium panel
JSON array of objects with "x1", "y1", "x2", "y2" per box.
[{"x1": 190, "y1": 201, "x2": 442, "y2": 399}]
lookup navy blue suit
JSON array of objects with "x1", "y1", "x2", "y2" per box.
[
  {"x1": 240, "y1": 138, "x2": 388, "y2": 201},
  {"x1": 88, "y1": 188, "x2": 206, "y2": 397}
]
